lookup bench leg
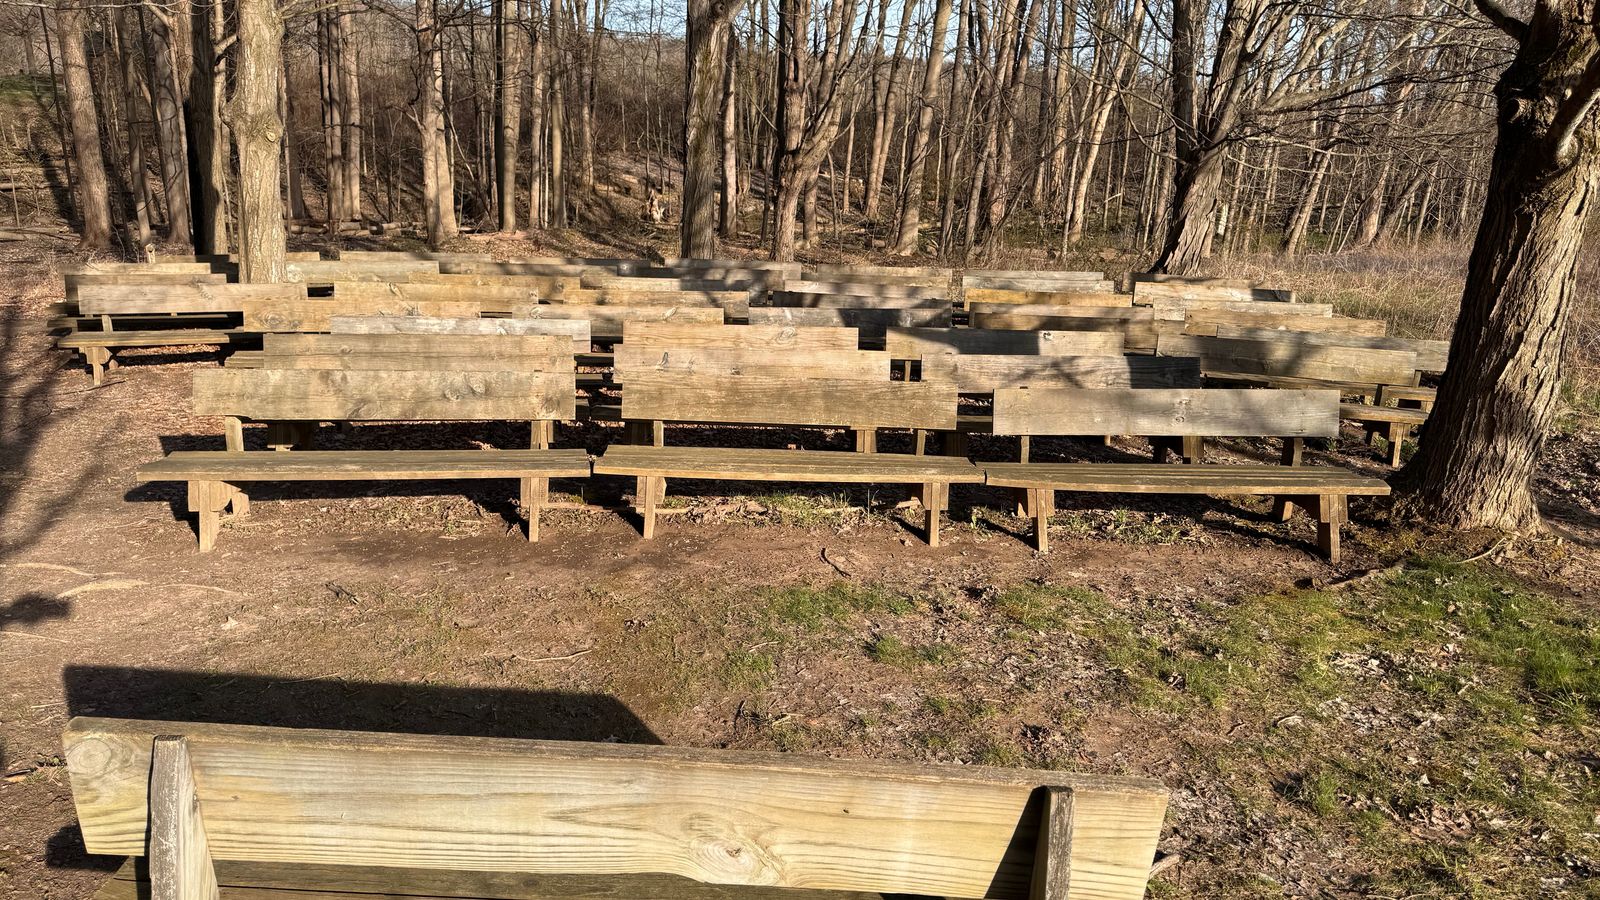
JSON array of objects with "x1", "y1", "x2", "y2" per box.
[
  {"x1": 1280, "y1": 437, "x2": 1303, "y2": 467},
  {"x1": 1181, "y1": 435, "x2": 1204, "y2": 464},
  {"x1": 188, "y1": 480, "x2": 227, "y2": 553},
  {"x1": 226, "y1": 483, "x2": 249, "y2": 518},
  {"x1": 640, "y1": 476, "x2": 663, "y2": 539},
  {"x1": 1385, "y1": 423, "x2": 1407, "y2": 467},
  {"x1": 1019, "y1": 435, "x2": 1031, "y2": 464},
  {"x1": 520, "y1": 476, "x2": 547, "y2": 542},
  {"x1": 1032, "y1": 488, "x2": 1052, "y2": 554},
  {"x1": 1015, "y1": 486, "x2": 1033, "y2": 519},
  {"x1": 1273, "y1": 496, "x2": 1297, "y2": 522},
  {"x1": 529, "y1": 420, "x2": 548, "y2": 450},
  {"x1": 924, "y1": 482, "x2": 942, "y2": 547},
  {"x1": 83, "y1": 346, "x2": 111, "y2": 386},
  {"x1": 1316, "y1": 493, "x2": 1347, "y2": 563},
  {"x1": 148, "y1": 737, "x2": 220, "y2": 900},
  {"x1": 854, "y1": 428, "x2": 877, "y2": 453},
  {"x1": 914, "y1": 429, "x2": 927, "y2": 456},
  {"x1": 652, "y1": 419, "x2": 665, "y2": 448},
  {"x1": 223, "y1": 416, "x2": 245, "y2": 452}
]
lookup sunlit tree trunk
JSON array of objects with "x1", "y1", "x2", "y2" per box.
[
  {"x1": 56, "y1": 0, "x2": 113, "y2": 250},
  {"x1": 228, "y1": 0, "x2": 286, "y2": 282},
  {"x1": 892, "y1": 0, "x2": 953, "y2": 254}
]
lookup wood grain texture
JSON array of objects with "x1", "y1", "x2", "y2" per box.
[
  {"x1": 982, "y1": 461, "x2": 1391, "y2": 495},
  {"x1": 885, "y1": 327, "x2": 1123, "y2": 358},
  {"x1": 328, "y1": 315, "x2": 591, "y2": 347},
  {"x1": 1179, "y1": 310, "x2": 1387, "y2": 336},
  {"x1": 595, "y1": 446, "x2": 984, "y2": 482},
  {"x1": 260, "y1": 334, "x2": 574, "y2": 372},
  {"x1": 66, "y1": 717, "x2": 1166, "y2": 900},
  {"x1": 442, "y1": 261, "x2": 623, "y2": 278},
  {"x1": 804, "y1": 263, "x2": 953, "y2": 278},
  {"x1": 507, "y1": 304, "x2": 726, "y2": 339},
  {"x1": 139, "y1": 450, "x2": 592, "y2": 481},
  {"x1": 191, "y1": 370, "x2": 577, "y2": 421},
  {"x1": 1156, "y1": 334, "x2": 1418, "y2": 385},
  {"x1": 622, "y1": 322, "x2": 860, "y2": 351},
  {"x1": 1212, "y1": 325, "x2": 1449, "y2": 372},
  {"x1": 557, "y1": 290, "x2": 746, "y2": 319},
  {"x1": 767, "y1": 291, "x2": 952, "y2": 310},
  {"x1": 620, "y1": 372, "x2": 957, "y2": 430},
  {"x1": 1131, "y1": 281, "x2": 1294, "y2": 305},
  {"x1": 283, "y1": 261, "x2": 440, "y2": 283},
  {"x1": 964, "y1": 290, "x2": 1129, "y2": 307},
  {"x1": 960, "y1": 277, "x2": 1115, "y2": 294},
  {"x1": 330, "y1": 281, "x2": 550, "y2": 305},
  {"x1": 614, "y1": 348, "x2": 890, "y2": 382},
  {"x1": 991, "y1": 388, "x2": 1342, "y2": 437},
  {"x1": 64, "y1": 272, "x2": 228, "y2": 301},
  {"x1": 920, "y1": 355, "x2": 1201, "y2": 391},
  {"x1": 78, "y1": 283, "x2": 306, "y2": 316},
  {"x1": 67, "y1": 261, "x2": 220, "y2": 274},
  {"x1": 59, "y1": 329, "x2": 248, "y2": 349},
  {"x1": 578, "y1": 274, "x2": 753, "y2": 294},
  {"x1": 969, "y1": 309, "x2": 1178, "y2": 353},
  {"x1": 1030, "y1": 788, "x2": 1073, "y2": 900},
  {"x1": 339, "y1": 251, "x2": 494, "y2": 262},
  {"x1": 148, "y1": 738, "x2": 220, "y2": 900},
  {"x1": 244, "y1": 299, "x2": 487, "y2": 333},
  {"x1": 747, "y1": 307, "x2": 951, "y2": 336},
  {"x1": 1338, "y1": 403, "x2": 1430, "y2": 425},
  {"x1": 781, "y1": 279, "x2": 951, "y2": 297}
]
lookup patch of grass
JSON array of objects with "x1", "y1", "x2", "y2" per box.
[
  {"x1": 866, "y1": 634, "x2": 959, "y2": 669},
  {"x1": 718, "y1": 649, "x2": 775, "y2": 692},
  {"x1": 991, "y1": 582, "x2": 1105, "y2": 631},
  {"x1": 760, "y1": 581, "x2": 917, "y2": 630}
]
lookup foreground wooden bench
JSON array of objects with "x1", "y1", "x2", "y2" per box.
[
  {"x1": 66, "y1": 717, "x2": 1167, "y2": 900},
  {"x1": 984, "y1": 462, "x2": 1389, "y2": 561},
  {"x1": 137, "y1": 449, "x2": 590, "y2": 549}
]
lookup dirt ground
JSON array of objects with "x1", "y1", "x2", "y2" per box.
[{"x1": 2, "y1": 238, "x2": 1598, "y2": 900}]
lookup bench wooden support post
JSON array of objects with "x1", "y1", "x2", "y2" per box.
[
  {"x1": 1280, "y1": 437, "x2": 1303, "y2": 467},
  {"x1": 652, "y1": 419, "x2": 665, "y2": 448},
  {"x1": 187, "y1": 481, "x2": 229, "y2": 552},
  {"x1": 1316, "y1": 493, "x2": 1346, "y2": 563},
  {"x1": 1032, "y1": 488, "x2": 1054, "y2": 554},
  {"x1": 223, "y1": 417, "x2": 245, "y2": 452},
  {"x1": 854, "y1": 428, "x2": 878, "y2": 453},
  {"x1": 914, "y1": 429, "x2": 927, "y2": 456},
  {"x1": 225, "y1": 483, "x2": 249, "y2": 518},
  {"x1": 84, "y1": 346, "x2": 112, "y2": 386},
  {"x1": 1019, "y1": 435, "x2": 1031, "y2": 464},
  {"x1": 1384, "y1": 423, "x2": 1406, "y2": 467},
  {"x1": 924, "y1": 481, "x2": 944, "y2": 547},
  {"x1": 1029, "y1": 786, "x2": 1073, "y2": 900},
  {"x1": 147, "y1": 736, "x2": 220, "y2": 900},
  {"x1": 520, "y1": 476, "x2": 548, "y2": 542},
  {"x1": 529, "y1": 420, "x2": 554, "y2": 450},
  {"x1": 1015, "y1": 487, "x2": 1034, "y2": 519},
  {"x1": 640, "y1": 475, "x2": 663, "y2": 539}
]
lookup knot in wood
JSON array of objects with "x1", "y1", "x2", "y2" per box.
[{"x1": 684, "y1": 815, "x2": 780, "y2": 883}]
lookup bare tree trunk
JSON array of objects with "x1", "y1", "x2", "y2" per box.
[
  {"x1": 549, "y1": 2, "x2": 567, "y2": 227},
  {"x1": 719, "y1": 33, "x2": 740, "y2": 237},
  {"x1": 892, "y1": 0, "x2": 952, "y2": 254},
  {"x1": 186, "y1": 0, "x2": 227, "y2": 253},
  {"x1": 118, "y1": 10, "x2": 154, "y2": 248},
  {"x1": 417, "y1": 0, "x2": 457, "y2": 245},
  {"x1": 318, "y1": 10, "x2": 344, "y2": 226},
  {"x1": 337, "y1": 6, "x2": 362, "y2": 223},
  {"x1": 228, "y1": 0, "x2": 286, "y2": 282},
  {"x1": 497, "y1": 0, "x2": 526, "y2": 232},
  {"x1": 770, "y1": 0, "x2": 810, "y2": 261},
  {"x1": 1282, "y1": 125, "x2": 1338, "y2": 256},
  {"x1": 282, "y1": 64, "x2": 308, "y2": 221},
  {"x1": 1405, "y1": 0, "x2": 1600, "y2": 530},
  {"x1": 681, "y1": 0, "x2": 744, "y2": 257},
  {"x1": 863, "y1": 0, "x2": 913, "y2": 219},
  {"x1": 57, "y1": 0, "x2": 112, "y2": 250},
  {"x1": 526, "y1": 21, "x2": 547, "y2": 227},
  {"x1": 145, "y1": 2, "x2": 192, "y2": 245}
]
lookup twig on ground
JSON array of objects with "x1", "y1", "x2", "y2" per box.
[
  {"x1": 1149, "y1": 853, "x2": 1183, "y2": 877},
  {"x1": 1326, "y1": 564, "x2": 1405, "y2": 592},
  {"x1": 514, "y1": 647, "x2": 594, "y2": 663},
  {"x1": 820, "y1": 547, "x2": 852, "y2": 577}
]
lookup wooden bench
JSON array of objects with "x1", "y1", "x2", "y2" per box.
[
  {"x1": 984, "y1": 461, "x2": 1388, "y2": 561},
  {"x1": 330, "y1": 279, "x2": 552, "y2": 307},
  {"x1": 1131, "y1": 281, "x2": 1297, "y2": 305},
  {"x1": 961, "y1": 270, "x2": 1115, "y2": 294},
  {"x1": 283, "y1": 260, "x2": 442, "y2": 284},
  {"x1": 767, "y1": 289, "x2": 953, "y2": 309},
  {"x1": 65, "y1": 716, "x2": 1167, "y2": 900},
  {"x1": 969, "y1": 307, "x2": 1180, "y2": 353},
  {"x1": 63, "y1": 270, "x2": 228, "y2": 303},
  {"x1": 1213, "y1": 324, "x2": 1449, "y2": 373},
  {"x1": 623, "y1": 321, "x2": 859, "y2": 351},
  {"x1": 137, "y1": 448, "x2": 590, "y2": 549},
  {"x1": 58, "y1": 329, "x2": 254, "y2": 385},
  {"x1": 509, "y1": 302, "x2": 726, "y2": 340},
  {"x1": 1181, "y1": 308, "x2": 1387, "y2": 336},
  {"x1": 243, "y1": 297, "x2": 490, "y2": 333},
  {"x1": 782, "y1": 278, "x2": 952, "y2": 297},
  {"x1": 597, "y1": 370, "x2": 970, "y2": 544},
  {"x1": 1340, "y1": 402, "x2": 1430, "y2": 467},
  {"x1": 964, "y1": 288, "x2": 1130, "y2": 306},
  {"x1": 1156, "y1": 334, "x2": 1419, "y2": 390},
  {"x1": 76, "y1": 282, "x2": 305, "y2": 321},
  {"x1": 328, "y1": 314, "x2": 592, "y2": 349},
  {"x1": 747, "y1": 306, "x2": 950, "y2": 345},
  {"x1": 885, "y1": 326, "x2": 1124, "y2": 359}
]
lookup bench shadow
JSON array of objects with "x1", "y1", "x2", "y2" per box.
[{"x1": 46, "y1": 666, "x2": 666, "y2": 875}]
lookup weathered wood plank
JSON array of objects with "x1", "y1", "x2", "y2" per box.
[
  {"x1": 747, "y1": 306, "x2": 951, "y2": 336},
  {"x1": 67, "y1": 717, "x2": 1167, "y2": 900},
  {"x1": 885, "y1": 327, "x2": 1123, "y2": 357},
  {"x1": 339, "y1": 251, "x2": 494, "y2": 262},
  {"x1": 65, "y1": 272, "x2": 229, "y2": 301},
  {"x1": 442, "y1": 260, "x2": 625, "y2": 278},
  {"x1": 78, "y1": 283, "x2": 306, "y2": 316},
  {"x1": 623, "y1": 322, "x2": 860, "y2": 351},
  {"x1": 58, "y1": 329, "x2": 248, "y2": 349},
  {"x1": 244, "y1": 299, "x2": 487, "y2": 333},
  {"x1": 191, "y1": 370, "x2": 576, "y2": 420},
  {"x1": 1212, "y1": 325, "x2": 1449, "y2": 372},
  {"x1": 1132, "y1": 282, "x2": 1296, "y2": 305},
  {"x1": 1156, "y1": 334, "x2": 1418, "y2": 385},
  {"x1": 260, "y1": 334, "x2": 574, "y2": 371},
  {"x1": 139, "y1": 449, "x2": 592, "y2": 480},
  {"x1": 960, "y1": 276, "x2": 1116, "y2": 294},
  {"x1": 992, "y1": 387, "x2": 1342, "y2": 437},
  {"x1": 614, "y1": 347, "x2": 890, "y2": 382},
  {"x1": 595, "y1": 446, "x2": 983, "y2": 481},
  {"x1": 964, "y1": 289, "x2": 1129, "y2": 307},
  {"x1": 1181, "y1": 308, "x2": 1388, "y2": 336},
  {"x1": 621, "y1": 372, "x2": 957, "y2": 430},
  {"x1": 921, "y1": 355, "x2": 1201, "y2": 391},
  {"x1": 148, "y1": 737, "x2": 220, "y2": 900},
  {"x1": 578, "y1": 274, "x2": 752, "y2": 294},
  {"x1": 328, "y1": 315, "x2": 590, "y2": 348},
  {"x1": 284, "y1": 261, "x2": 440, "y2": 283},
  {"x1": 330, "y1": 281, "x2": 551, "y2": 305},
  {"x1": 782, "y1": 279, "x2": 951, "y2": 296},
  {"x1": 969, "y1": 308, "x2": 1178, "y2": 353},
  {"x1": 982, "y1": 461, "x2": 1391, "y2": 494},
  {"x1": 504, "y1": 304, "x2": 726, "y2": 339},
  {"x1": 767, "y1": 290, "x2": 952, "y2": 309}
]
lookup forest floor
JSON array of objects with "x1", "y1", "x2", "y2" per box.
[{"x1": 2, "y1": 229, "x2": 1599, "y2": 900}]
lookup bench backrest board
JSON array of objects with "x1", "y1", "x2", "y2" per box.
[
  {"x1": 284, "y1": 261, "x2": 441, "y2": 283},
  {"x1": 622, "y1": 371, "x2": 958, "y2": 430},
  {"x1": 659, "y1": 257, "x2": 804, "y2": 278},
  {"x1": 67, "y1": 261, "x2": 221, "y2": 274},
  {"x1": 338, "y1": 251, "x2": 494, "y2": 262},
  {"x1": 65, "y1": 272, "x2": 228, "y2": 301},
  {"x1": 244, "y1": 298, "x2": 486, "y2": 332},
  {"x1": 1132, "y1": 281, "x2": 1295, "y2": 304},
  {"x1": 993, "y1": 387, "x2": 1342, "y2": 437},
  {"x1": 406, "y1": 272, "x2": 571, "y2": 292},
  {"x1": 615, "y1": 347, "x2": 891, "y2": 382},
  {"x1": 785, "y1": 277, "x2": 951, "y2": 294},
  {"x1": 803, "y1": 263, "x2": 953, "y2": 279},
  {"x1": 556, "y1": 289, "x2": 746, "y2": 317},
  {"x1": 1141, "y1": 295, "x2": 1328, "y2": 318},
  {"x1": 579, "y1": 274, "x2": 760, "y2": 294},
  {"x1": 507, "y1": 303, "x2": 726, "y2": 339},
  {"x1": 442, "y1": 260, "x2": 626, "y2": 277},
  {"x1": 747, "y1": 306, "x2": 952, "y2": 338},
  {"x1": 885, "y1": 326, "x2": 1124, "y2": 358},
  {"x1": 260, "y1": 333, "x2": 575, "y2": 371},
  {"x1": 329, "y1": 315, "x2": 591, "y2": 348},
  {"x1": 330, "y1": 281, "x2": 550, "y2": 305},
  {"x1": 1181, "y1": 308, "x2": 1388, "y2": 336},
  {"x1": 922, "y1": 355, "x2": 1202, "y2": 392},
  {"x1": 964, "y1": 289, "x2": 1130, "y2": 307},
  {"x1": 629, "y1": 265, "x2": 789, "y2": 287},
  {"x1": 77, "y1": 283, "x2": 306, "y2": 316},
  {"x1": 64, "y1": 717, "x2": 1167, "y2": 900},
  {"x1": 969, "y1": 308, "x2": 1178, "y2": 352},
  {"x1": 1213, "y1": 325, "x2": 1449, "y2": 372},
  {"x1": 768, "y1": 290, "x2": 953, "y2": 310},
  {"x1": 1157, "y1": 334, "x2": 1419, "y2": 385},
  {"x1": 961, "y1": 274, "x2": 1116, "y2": 293},
  {"x1": 192, "y1": 369, "x2": 575, "y2": 421},
  {"x1": 623, "y1": 321, "x2": 860, "y2": 351},
  {"x1": 1129, "y1": 273, "x2": 1258, "y2": 291}
]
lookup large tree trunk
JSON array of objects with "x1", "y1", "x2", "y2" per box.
[
  {"x1": 228, "y1": 0, "x2": 286, "y2": 282},
  {"x1": 681, "y1": 0, "x2": 743, "y2": 257},
  {"x1": 862, "y1": 0, "x2": 914, "y2": 220},
  {"x1": 146, "y1": 3, "x2": 193, "y2": 245},
  {"x1": 57, "y1": 0, "x2": 113, "y2": 250},
  {"x1": 186, "y1": 0, "x2": 227, "y2": 254},
  {"x1": 718, "y1": 33, "x2": 740, "y2": 238},
  {"x1": 769, "y1": 0, "x2": 809, "y2": 261},
  {"x1": 417, "y1": 0, "x2": 457, "y2": 246},
  {"x1": 496, "y1": 0, "x2": 526, "y2": 232},
  {"x1": 548, "y1": 4, "x2": 567, "y2": 228},
  {"x1": 891, "y1": 0, "x2": 952, "y2": 254},
  {"x1": 337, "y1": 6, "x2": 362, "y2": 223},
  {"x1": 117, "y1": 9, "x2": 154, "y2": 248},
  {"x1": 1404, "y1": 0, "x2": 1600, "y2": 531},
  {"x1": 526, "y1": 24, "x2": 547, "y2": 228}
]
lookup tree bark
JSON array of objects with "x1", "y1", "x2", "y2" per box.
[
  {"x1": 417, "y1": 0, "x2": 457, "y2": 246},
  {"x1": 862, "y1": 0, "x2": 914, "y2": 220},
  {"x1": 1404, "y1": 0, "x2": 1600, "y2": 531},
  {"x1": 496, "y1": 0, "x2": 526, "y2": 232},
  {"x1": 186, "y1": 0, "x2": 227, "y2": 254},
  {"x1": 228, "y1": 0, "x2": 286, "y2": 282},
  {"x1": 145, "y1": 2, "x2": 193, "y2": 245},
  {"x1": 681, "y1": 0, "x2": 744, "y2": 257},
  {"x1": 719, "y1": 33, "x2": 740, "y2": 237},
  {"x1": 892, "y1": 0, "x2": 953, "y2": 254},
  {"x1": 117, "y1": 9, "x2": 154, "y2": 248},
  {"x1": 337, "y1": 6, "x2": 362, "y2": 223},
  {"x1": 56, "y1": 0, "x2": 113, "y2": 250}
]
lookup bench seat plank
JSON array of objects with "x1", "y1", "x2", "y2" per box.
[
  {"x1": 139, "y1": 449, "x2": 591, "y2": 481},
  {"x1": 59, "y1": 328, "x2": 250, "y2": 348},
  {"x1": 595, "y1": 446, "x2": 981, "y2": 483},
  {"x1": 983, "y1": 462, "x2": 1391, "y2": 494}
]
